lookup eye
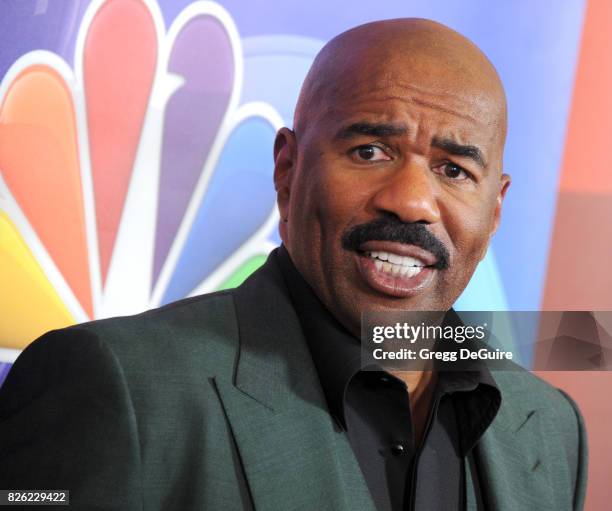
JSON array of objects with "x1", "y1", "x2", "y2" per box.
[
  {"x1": 434, "y1": 162, "x2": 471, "y2": 181},
  {"x1": 351, "y1": 144, "x2": 391, "y2": 162}
]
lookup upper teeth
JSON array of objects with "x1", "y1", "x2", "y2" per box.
[{"x1": 367, "y1": 251, "x2": 425, "y2": 267}]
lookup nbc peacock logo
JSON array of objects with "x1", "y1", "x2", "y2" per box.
[{"x1": 0, "y1": 0, "x2": 284, "y2": 357}]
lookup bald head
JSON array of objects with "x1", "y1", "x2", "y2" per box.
[{"x1": 294, "y1": 18, "x2": 507, "y2": 157}]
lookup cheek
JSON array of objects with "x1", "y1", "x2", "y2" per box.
[
  {"x1": 287, "y1": 166, "x2": 346, "y2": 267},
  {"x1": 443, "y1": 194, "x2": 498, "y2": 265},
  {"x1": 295, "y1": 159, "x2": 365, "y2": 239},
  {"x1": 320, "y1": 176, "x2": 365, "y2": 230}
]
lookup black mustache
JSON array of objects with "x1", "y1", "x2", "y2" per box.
[{"x1": 341, "y1": 216, "x2": 450, "y2": 269}]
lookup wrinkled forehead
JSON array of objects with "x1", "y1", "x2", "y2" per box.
[
  {"x1": 333, "y1": 46, "x2": 499, "y2": 113},
  {"x1": 307, "y1": 62, "x2": 505, "y2": 160},
  {"x1": 296, "y1": 29, "x2": 507, "y2": 156},
  {"x1": 330, "y1": 73, "x2": 499, "y2": 126}
]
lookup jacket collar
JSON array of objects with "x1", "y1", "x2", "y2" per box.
[{"x1": 231, "y1": 247, "x2": 311, "y2": 410}]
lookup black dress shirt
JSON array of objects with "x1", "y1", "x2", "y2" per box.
[{"x1": 276, "y1": 246, "x2": 501, "y2": 511}]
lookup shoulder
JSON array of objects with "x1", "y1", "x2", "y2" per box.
[
  {"x1": 492, "y1": 365, "x2": 582, "y2": 426},
  {"x1": 3, "y1": 289, "x2": 241, "y2": 404},
  {"x1": 85, "y1": 288, "x2": 234, "y2": 341},
  {"x1": 72, "y1": 288, "x2": 239, "y2": 366}
]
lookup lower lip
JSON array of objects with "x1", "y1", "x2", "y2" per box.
[{"x1": 355, "y1": 253, "x2": 436, "y2": 298}]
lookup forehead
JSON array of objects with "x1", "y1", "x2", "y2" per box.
[
  {"x1": 307, "y1": 51, "x2": 505, "y2": 153},
  {"x1": 340, "y1": 68, "x2": 496, "y2": 120}
]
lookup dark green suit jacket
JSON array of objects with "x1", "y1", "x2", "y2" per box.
[{"x1": 0, "y1": 252, "x2": 587, "y2": 510}]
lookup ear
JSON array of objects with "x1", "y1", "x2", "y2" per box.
[
  {"x1": 273, "y1": 127, "x2": 297, "y2": 243},
  {"x1": 491, "y1": 173, "x2": 511, "y2": 236},
  {"x1": 479, "y1": 173, "x2": 511, "y2": 262}
]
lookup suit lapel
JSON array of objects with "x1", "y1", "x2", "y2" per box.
[
  {"x1": 215, "y1": 253, "x2": 376, "y2": 511},
  {"x1": 466, "y1": 370, "x2": 555, "y2": 511}
]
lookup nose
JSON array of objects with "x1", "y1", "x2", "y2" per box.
[{"x1": 370, "y1": 159, "x2": 441, "y2": 224}]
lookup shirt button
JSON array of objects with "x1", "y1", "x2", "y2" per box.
[
  {"x1": 380, "y1": 376, "x2": 390, "y2": 383},
  {"x1": 391, "y1": 443, "x2": 404, "y2": 456}
]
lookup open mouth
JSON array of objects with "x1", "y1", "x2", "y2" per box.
[
  {"x1": 365, "y1": 250, "x2": 428, "y2": 278},
  {"x1": 354, "y1": 243, "x2": 438, "y2": 298}
]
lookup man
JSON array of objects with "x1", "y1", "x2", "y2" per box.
[{"x1": 0, "y1": 18, "x2": 586, "y2": 511}]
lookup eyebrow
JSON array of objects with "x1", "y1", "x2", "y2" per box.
[
  {"x1": 335, "y1": 122, "x2": 408, "y2": 139},
  {"x1": 432, "y1": 137, "x2": 487, "y2": 169},
  {"x1": 334, "y1": 123, "x2": 488, "y2": 169}
]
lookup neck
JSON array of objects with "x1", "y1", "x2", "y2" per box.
[{"x1": 390, "y1": 369, "x2": 433, "y2": 392}]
